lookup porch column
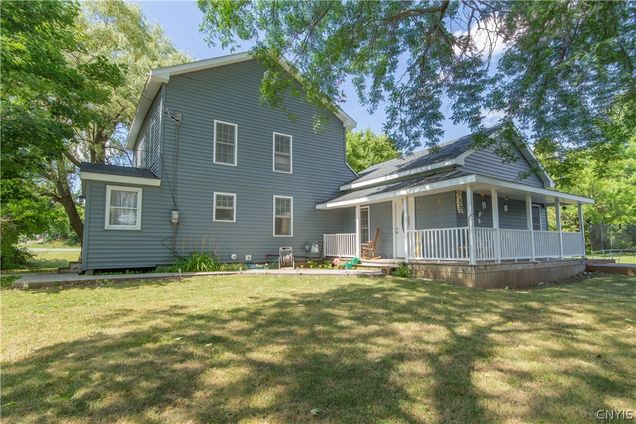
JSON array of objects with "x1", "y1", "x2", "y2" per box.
[
  {"x1": 578, "y1": 202, "x2": 586, "y2": 258},
  {"x1": 555, "y1": 198, "x2": 563, "y2": 259},
  {"x1": 526, "y1": 194, "x2": 536, "y2": 261},
  {"x1": 355, "y1": 205, "x2": 361, "y2": 258},
  {"x1": 467, "y1": 185, "x2": 476, "y2": 265},
  {"x1": 402, "y1": 196, "x2": 410, "y2": 261},
  {"x1": 491, "y1": 188, "x2": 501, "y2": 263}
]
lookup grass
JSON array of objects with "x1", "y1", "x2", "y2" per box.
[
  {"x1": 21, "y1": 239, "x2": 80, "y2": 249},
  {"x1": 589, "y1": 254, "x2": 636, "y2": 264},
  {"x1": 1, "y1": 274, "x2": 634, "y2": 423},
  {"x1": 3, "y1": 250, "x2": 80, "y2": 275}
]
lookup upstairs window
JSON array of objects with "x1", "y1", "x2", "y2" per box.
[
  {"x1": 214, "y1": 120, "x2": 238, "y2": 166},
  {"x1": 273, "y1": 196, "x2": 293, "y2": 237},
  {"x1": 273, "y1": 132, "x2": 292, "y2": 173},
  {"x1": 213, "y1": 192, "x2": 236, "y2": 222},
  {"x1": 105, "y1": 186, "x2": 142, "y2": 230}
]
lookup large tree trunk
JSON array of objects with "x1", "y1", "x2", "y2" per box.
[{"x1": 51, "y1": 159, "x2": 84, "y2": 243}]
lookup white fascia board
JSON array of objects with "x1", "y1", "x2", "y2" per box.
[
  {"x1": 318, "y1": 175, "x2": 478, "y2": 209},
  {"x1": 339, "y1": 159, "x2": 459, "y2": 191},
  {"x1": 80, "y1": 171, "x2": 161, "y2": 187},
  {"x1": 474, "y1": 175, "x2": 593, "y2": 204}
]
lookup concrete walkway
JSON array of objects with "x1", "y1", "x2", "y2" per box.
[{"x1": 12, "y1": 268, "x2": 384, "y2": 289}]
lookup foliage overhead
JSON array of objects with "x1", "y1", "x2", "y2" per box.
[
  {"x1": 198, "y1": 0, "x2": 635, "y2": 154},
  {"x1": 1, "y1": 0, "x2": 189, "y2": 244},
  {"x1": 346, "y1": 130, "x2": 399, "y2": 173}
]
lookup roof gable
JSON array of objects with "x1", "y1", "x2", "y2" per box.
[{"x1": 126, "y1": 52, "x2": 357, "y2": 149}]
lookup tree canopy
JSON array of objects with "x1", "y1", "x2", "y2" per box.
[
  {"x1": 198, "y1": 0, "x2": 635, "y2": 154},
  {"x1": 346, "y1": 130, "x2": 399, "y2": 173},
  {"x1": 1, "y1": 0, "x2": 188, "y2": 248}
]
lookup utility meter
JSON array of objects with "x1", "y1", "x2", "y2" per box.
[{"x1": 171, "y1": 210, "x2": 180, "y2": 224}]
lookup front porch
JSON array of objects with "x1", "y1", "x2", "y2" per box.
[{"x1": 321, "y1": 177, "x2": 590, "y2": 266}]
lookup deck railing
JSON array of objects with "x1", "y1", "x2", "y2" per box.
[
  {"x1": 323, "y1": 233, "x2": 356, "y2": 257},
  {"x1": 407, "y1": 227, "x2": 469, "y2": 261},
  {"x1": 324, "y1": 228, "x2": 585, "y2": 262},
  {"x1": 406, "y1": 227, "x2": 585, "y2": 262}
]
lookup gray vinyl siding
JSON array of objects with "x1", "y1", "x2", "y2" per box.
[
  {"x1": 414, "y1": 192, "x2": 459, "y2": 229},
  {"x1": 134, "y1": 90, "x2": 162, "y2": 176},
  {"x1": 84, "y1": 59, "x2": 355, "y2": 269},
  {"x1": 461, "y1": 145, "x2": 545, "y2": 188},
  {"x1": 82, "y1": 180, "x2": 174, "y2": 269},
  {"x1": 368, "y1": 202, "x2": 393, "y2": 258}
]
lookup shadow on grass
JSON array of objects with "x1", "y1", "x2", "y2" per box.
[{"x1": 2, "y1": 276, "x2": 634, "y2": 423}]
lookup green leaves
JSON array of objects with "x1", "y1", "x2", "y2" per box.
[
  {"x1": 346, "y1": 130, "x2": 399, "y2": 173},
  {"x1": 198, "y1": 0, "x2": 635, "y2": 154}
]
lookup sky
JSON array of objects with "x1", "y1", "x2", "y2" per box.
[{"x1": 134, "y1": 1, "x2": 478, "y2": 143}]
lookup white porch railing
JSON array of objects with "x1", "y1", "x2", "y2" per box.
[
  {"x1": 563, "y1": 231, "x2": 585, "y2": 256},
  {"x1": 407, "y1": 227, "x2": 469, "y2": 261},
  {"x1": 323, "y1": 233, "x2": 356, "y2": 257},
  {"x1": 406, "y1": 227, "x2": 585, "y2": 262}
]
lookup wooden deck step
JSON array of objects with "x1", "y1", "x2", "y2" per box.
[{"x1": 586, "y1": 262, "x2": 635, "y2": 276}]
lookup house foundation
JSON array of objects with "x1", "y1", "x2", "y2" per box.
[{"x1": 410, "y1": 259, "x2": 586, "y2": 289}]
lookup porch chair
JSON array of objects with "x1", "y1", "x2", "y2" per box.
[
  {"x1": 361, "y1": 228, "x2": 381, "y2": 259},
  {"x1": 278, "y1": 246, "x2": 295, "y2": 269}
]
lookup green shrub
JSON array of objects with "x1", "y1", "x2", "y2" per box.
[
  {"x1": 169, "y1": 253, "x2": 245, "y2": 273},
  {"x1": 170, "y1": 253, "x2": 218, "y2": 272},
  {"x1": 391, "y1": 263, "x2": 412, "y2": 278},
  {"x1": 1, "y1": 219, "x2": 33, "y2": 270}
]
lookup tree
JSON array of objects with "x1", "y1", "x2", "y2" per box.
[
  {"x1": 1, "y1": 0, "x2": 124, "y2": 252},
  {"x1": 198, "y1": 0, "x2": 635, "y2": 154},
  {"x1": 1, "y1": 0, "x2": 188, "y2": 243},
  {"x1": 346, "y1": 130, "x2": 399, "y2": 173}
]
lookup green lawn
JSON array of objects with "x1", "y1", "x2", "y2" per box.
[
  {"x1": 589, "y1": 254, "x2": 636, "y2": 264},
  {"x1": 2, "y1": 275, "x2": 634, "y2": 423},
  {"x1": 3, "y1": 250, "x2": 80, "y2": 275}
]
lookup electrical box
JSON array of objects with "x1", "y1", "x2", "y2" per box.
[
  {"x1": 245, "y1": 255, "x2": 252, "y2": 262},
  {"x1": 171, "y1": 210, "x2": 180, "y2": 224}
]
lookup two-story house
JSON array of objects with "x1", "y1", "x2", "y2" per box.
[{"x1": 79, "y1": 52, "x2": 593, "y2": 287}]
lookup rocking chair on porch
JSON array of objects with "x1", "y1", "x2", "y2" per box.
[{"x1": 361, "y1": 228, "x2": 381, "y2": 259}]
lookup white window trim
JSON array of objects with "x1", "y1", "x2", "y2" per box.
[
  {"x1": 105, "y1": 185, "x2": 142, "y2": 230},
  {"x1": 272, "y1": 132, "x2": 293, "y2": 174},
  {"x1": 360, "y1": 206, "x2": 370, "y2": 242},
  {"x1": 213, "y1": 120, "x2": 238, "y2": 166},
  {"x1": 273, "y1": 195, "x2": 293, "y2": 237},
  {"x1": 213, "y1": 192, "x2": 237, "y2": 223}
]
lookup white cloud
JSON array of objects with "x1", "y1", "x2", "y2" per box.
[{"x1": 453, "y1": 17, "x2": 508, "y2": 60}]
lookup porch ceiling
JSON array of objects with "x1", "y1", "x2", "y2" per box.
[{"x1": 316, "y1": 172, "x2": 593, "y2": 209}]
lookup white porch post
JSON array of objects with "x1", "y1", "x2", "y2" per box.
[
  {"x1": 578, "y1": 202, "x2": 586, "y2": 258},
  {"x1": 355, "y1": 205, "x2": 361, "y2": 258},
  {"x1": 526, "y1": 194, "x2": 536, "y2": 261},
  {"x1": 467, "y1": 185, "x2": 476, "y2": 265},
  {"x1": 402, "y1": 196, "x2": 410, "y2": 261},
  {"x1": 491, "y1": 188, "x2": 501, "y2": 263},
  {"x1": 555, "y1": 198, "x2": 563, "y2": 259}
]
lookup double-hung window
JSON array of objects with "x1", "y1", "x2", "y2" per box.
[
  {"x1": 213, "y1": 120, "x2": 238, "y2": 166},
  {"x1": 135, "y1": 136, "x2": 145, "y2": 168},
  {"x1": 213, "y1": 192, "x2": 236, "y2": 222},
  {"x1": 273, "y1": 132, "x2": 292, "y2": 173},
  {"x1": 273, "y1": 196, "x2": 293, "y2": 237},
  {"x1": 105, "y1": 186, "x2": 142, "y2": 230}
]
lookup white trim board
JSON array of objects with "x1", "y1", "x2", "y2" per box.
[
  {"x1": 317, "y1": 174, "x2": 593, "y2": 209},
  {"x1": 80, "y1": 171, "x2": 161, "y2": 187},
  {"x1": 127, "y1": 52, "x2": 357, "y2": 149}
]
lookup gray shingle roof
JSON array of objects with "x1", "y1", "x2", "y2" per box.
[
  {"x1": 80, "y1": 163, "x2": 159, "y2": 179},
  {"x1": 321, "y1": 169, "x2": 472, "y2": 205},
  {"x1": 347, "y1": 126, "x2": 501, "y2": 185}
]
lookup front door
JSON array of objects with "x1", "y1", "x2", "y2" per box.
[{"x1": 393, "y1": 200, "x2": 405, "y2": 258}]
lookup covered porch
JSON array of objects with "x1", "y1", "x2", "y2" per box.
[{"x1": 319, "y1": 174, "x2": 592, "y2": 265}]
